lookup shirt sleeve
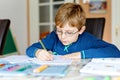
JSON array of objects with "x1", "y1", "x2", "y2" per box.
[
  {"x1": 26, "y1": 31, "x2": 57, "y2": 57},
  {"x1": 83, "y1": 39, "x2": 120, "y2": 58},
  {"x1": 80, "y1": 32, "x2": 120, "y2": 58}
]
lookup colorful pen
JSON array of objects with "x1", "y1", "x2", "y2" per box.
[
  {"x1": 6, "y1": 64, "x2": 19, "y2": 71},
  {"x1": 8, "y1": 65, "x2": 20, "y2": 71},
  {"x1": 16, "y1": 65, "x2": 32, "y2": 71},
  {"x1": 0, "y1": 63, "x2": 5, "y2": 68},
  {"x1": 33, "y1": 65, "x2": 48, "y2": 73}
]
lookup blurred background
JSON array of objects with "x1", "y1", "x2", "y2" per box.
[{"x1": 0, "y1": 0, "x2": 120, "y2": 55}]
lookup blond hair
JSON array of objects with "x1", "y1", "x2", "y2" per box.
[{"x1": 55, "y1": 3, "x2": 86, "y2": 30}]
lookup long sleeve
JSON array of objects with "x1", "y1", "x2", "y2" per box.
[
  {"x1": 79, "y1": 32, "x2": 120, "y2": 58},
  {"x1": 83, "y1": 41, "x2": 120, "y2": 58},
  {"x1": 26, "y1": 31, "x2": 57, "y2": 57}
]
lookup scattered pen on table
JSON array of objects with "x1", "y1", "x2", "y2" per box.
[
  {"x1": 33, "y1": 65, "x2": 48, "y2": 73},
  {"x1": 0, "y1": 63, "x2": 5, "y2": 67},
  {"x1": 16, "y1": 65, "x2": 32, "y2": 71}
]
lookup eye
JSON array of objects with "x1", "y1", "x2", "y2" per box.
[
  {"x1": 57, "y1": 30, "x2": 61, "y2": 32},
  {"x1": 56, "y1": 30, "x2": 62, "y2": 34},
  {"x1": 66, "y1": 32, "x2": 73, "y2": 34}
]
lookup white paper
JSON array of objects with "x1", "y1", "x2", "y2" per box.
[
  {"x1": 0, "y1": 55, "x2": 31, "y2": 63},
  {"x1": 0, "y1": 55, "x2": 72, "y2": 65},
  {"x1": 92, "y1": 58, "x2": 120, "y2": 64},
  {"x1": 30, "y1": 55, "x2": 72, "y2": 65},
  {"x1": 80, "y1": 58, "x2": 120, "y2": 76}
]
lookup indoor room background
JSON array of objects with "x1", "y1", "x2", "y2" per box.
[{"x1": 0, "y1": 0, "x2": 120, "y2": 55}]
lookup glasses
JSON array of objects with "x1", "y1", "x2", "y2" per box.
[{"x1": 55, "y1": 29, "x2": 79, "y2": 37}]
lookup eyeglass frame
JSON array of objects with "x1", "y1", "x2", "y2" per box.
[{"x1": 54, "y1": 29, "x2": 79, "y2": 37}]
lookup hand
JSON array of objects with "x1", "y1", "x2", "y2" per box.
[
  {"x1": 35, "y1": 49, "x2": 53, "y2": 61},
  {"x1": 61, "y1": 52, "x2": 81, "y2": 60}
]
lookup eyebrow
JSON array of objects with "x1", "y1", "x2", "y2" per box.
[{"x1": 56, "y1": 29, "x2": 77, "y2": 32}]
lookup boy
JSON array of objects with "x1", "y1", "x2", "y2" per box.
[{"x1": 26, "y1": 3, "x2": 120, "y2": 61}]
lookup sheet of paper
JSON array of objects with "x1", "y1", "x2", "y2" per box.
[
  {"x1": 30, "y1": 55, "x2": 72, "y2": 65},
  {"x1": 0, "y1": 55, "x2": 72, "y2": 65},
  {"x1": 0, "y1": 55, "x2": 31, "y2": 64},
  {"x1": 91, "y1": 58, "x2": 120, "y2": 64},
  {"x1": 80, "y1": 61, "x2": 120, "y2": 76}
]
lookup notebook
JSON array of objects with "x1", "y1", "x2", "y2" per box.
[
  {"x1": 33, "y1": 65, "x2": 69, "y2": 77},
  {"x1": 0, "y1": 63, "x2": 33, "y2": 76},
  {"x1": 0, "y1": 55, "x2": 70, "y2": 77},
  {"x1": 80, "y1": 58, "x2": 120, "y2": 76},
  {"x1": 0, "y1": 62, "x2": 69, "y2": 77}
]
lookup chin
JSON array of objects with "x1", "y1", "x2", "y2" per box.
[{"x1": 62, "y1": 42, "x2": 71, "y2": 46}]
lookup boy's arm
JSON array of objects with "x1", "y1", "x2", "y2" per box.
[
  {"x1": 63, "y1": 39, "x2": 120, "y2": 59},
  {"x1": 83, "y1": 44, "x2": 120, "y2": 58},
  {"x1": 79, "y1": 32, "x2": 120, "y2": 58},
  {"x1": 26, "y1": 31, "x2": 57, "y2": 58},
  {"x1": 26, "y1": 43, "x2": 41, "y2": 57},
  {"x1": 61, "y1": 52, "x2": 81, "y2": 59},
  {"x1": 61, "y1": 44, "x2": 120, "y2": 59}
]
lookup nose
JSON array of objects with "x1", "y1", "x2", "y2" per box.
[{"x1": 61, "y1": 33, "x2": 66, "y2": 39}]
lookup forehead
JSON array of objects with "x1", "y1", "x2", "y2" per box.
[{"x1": 56, "y1": 23, "x2": 78, "y2": 31}]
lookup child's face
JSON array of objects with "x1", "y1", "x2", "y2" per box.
[{"x1": 56, "y1": 23, "x2": 84, "y2": 45}]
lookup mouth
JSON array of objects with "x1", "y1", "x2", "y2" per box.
[
  {"x1": 61, "y1": 40, "x2": 68, "y2": 45},
  {"x1": 61, "y1": 40, "x2": 67, "y2": 43}
]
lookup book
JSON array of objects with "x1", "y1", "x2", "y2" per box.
[
  {"x1": 33, "y1": 65, "x2": 69, "y2": 77},
  {"x1": 0, "y1": 63, "x2": 33, "y2": 76},
  {"x1": 0, "y1": 55, "x2": 70, "y2": 77},
  {"x1": 80, "y1": 58, "x2": 120, "y2": 76},
  {"x1": 0, "y1": 61, "x2": 69, "y2": 77}
]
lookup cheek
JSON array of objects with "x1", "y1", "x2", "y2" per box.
[
  {"x1": 67, "y1": 35, "x2": 79, "y2": 44},
  {"x1": 71, "y1": 36, "x2": 78, "y2": 42},
  {"x1": 72, "y1": 34, "x2": 80, "y2": 42}
]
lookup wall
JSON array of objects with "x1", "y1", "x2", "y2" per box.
[
  {"x1": 112, "y1": 0, "x2": 120, "y2": 49},
  {"x1": 0, "y1": 0, "x2": 27, "y2": 54},
  {"x1": 0, "y1": 0, "x2": 119, "y2": 54},
  {"x1": 79, "y1": 0, "x2": 111, "y2": 43}
]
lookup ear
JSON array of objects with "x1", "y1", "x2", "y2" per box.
[{"x1": 78, "y1": 26, "x2": 86, "y2": 34}]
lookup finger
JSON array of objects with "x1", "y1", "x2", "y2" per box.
[
  {"x1": 44, "y1": 53, "x2": 53, "y2": 61},
  {"x1": 36, "y1": 50, "x2": 54, "y2": 61},
  {"x1": 36, "y1": 51, "x2": 48, "y2": 61}
]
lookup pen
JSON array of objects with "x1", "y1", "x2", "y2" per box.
[
  {"x1": 0, "y1": 63, "x2": 5, "y2": 68},
  {"x1": 33, "y1": 65, "x2": 48, "y2": 73},
  {"x1": 7, "y1": 65, "x2": 20, "y2": 71},
  {"x1": 5, "y1": 64, "x2": 19, "y2": 71},
  {"x1": 39, "y1": 40, "x2": 54, "y2": 54},
  {"x1": 16, "y1": 65, "x2": 32, "y2": 71},
  {"x1": 39, "y1": 40, "x2": 47, "y2": 50}
]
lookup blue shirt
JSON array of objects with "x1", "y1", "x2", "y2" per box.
[{"x1": 26, "y1": 31, "x2": 120, "y2": 58}]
